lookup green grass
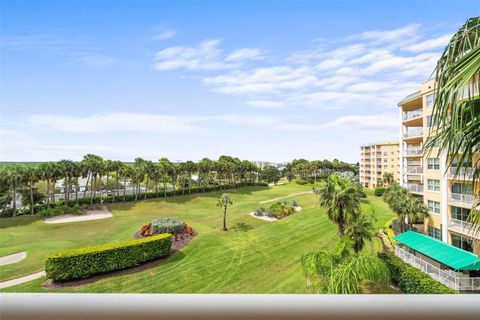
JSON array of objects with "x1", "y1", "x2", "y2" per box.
[{"x1": 0, "y1": 183, "x2": 395, "y2": 293}]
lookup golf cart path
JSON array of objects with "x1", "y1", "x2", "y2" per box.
[
  {"x1": 259, "y1": 191, "x2": 313, "y2": 204},
  {"x1": 0, "y1": 271, "x2": 45, "y2": 289},
  {"x1": 44, "y1": 208, "x2": 112, "y2": 224},
  {"x1": 0, "y1": 252, "x2": 27, "y2": 266}
]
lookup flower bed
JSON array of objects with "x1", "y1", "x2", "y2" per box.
[{"x1": 252, "y1": 200, "x2": 301, "y2": 220}]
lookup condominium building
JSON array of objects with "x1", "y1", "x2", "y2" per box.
[
  {"x1": 359, "y1": 141, "x2": 400, "y2": 189},
  {"x1": 398, "y1": 79, "x2": 480, "y2": 256}
]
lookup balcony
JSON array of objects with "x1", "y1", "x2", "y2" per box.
[
  {"x1": 448, "y1": 192, "x2": 474, "y2": 207},
  {"x1": 403, "y1": 128, "x2": 423, "y2": 139},
  {"x1": 447, "y1": 167, "x2": 474, "y2": 180},
  {"x1": 395, "y1": 246, "x2": 480, "y2": 291},
  {"x1": 404, "y1": 148, "x2": 422, "y2": 157},
  {"x1": 448, "y1": 218, "x2": 480, "y2": 240},
  {"x1": 406, "y1": 183, "x2": 424, "y2": 194},
  {"x1": 403, "y1": 109, "x2": 423, "y2": 122},
  {"x1": 405, "y1": 166, "x2": 423, "y2": 174}
]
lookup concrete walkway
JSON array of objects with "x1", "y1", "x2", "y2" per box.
[
  {"x1": 0, "y1": 271, "x2": 45, "y2": 289},
  {"x1": 259, "y1": 191, "x2": 313, "y2": 204},
  {"x1": 0, "y1": 252, "x2": 27, "y2": 266}
]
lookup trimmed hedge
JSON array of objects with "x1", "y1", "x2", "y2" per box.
[
  {"x1": 45, "y1": 233, "x2": 172, "y2": 281},
  {"x1": 374, "y1": 187, "x2": 386, "y2": 196},
  {"x1": 378, "y1": 252, "x2": 457, "y2": 294},
  {"x1": 1, "y1": 182, "x2": 269, "y2": 218}
]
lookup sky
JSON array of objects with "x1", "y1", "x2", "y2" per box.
[{"x1": 0, "y1": 0, "x2": 478, "y2": 163}]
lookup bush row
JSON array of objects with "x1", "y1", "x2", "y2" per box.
[
  {"x1": 1, "y1": 182, "x2": 269, "y2": 218},
  {"x1": 374, "y1": 187, "x2": 386, "y2": 196},
  {"x1": 45, "y1": 233, "x2": 172, "y2": 281},
  {"x1": 378, "y1": 252, "x2": 457, "y2": 294}
]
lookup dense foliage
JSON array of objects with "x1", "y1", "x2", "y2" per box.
[
  {"x1": 151, "y1": 218, "x2": 184, "y2": 234},
  {"x1": 374, "y1": 187, "x2": 386, "y2": 197},
  {"x1": 378, "y1": 252, "x2": 457, "y2": 294},
  {"x1": 254, "y1": 200, "x2": 300, "y2": 219},
  {"x1": 383, "y1": 184, "x2": 428, "y2": 232},
  {"x1": 45, "y1": 233, "x2": 172, "y2": 281}
]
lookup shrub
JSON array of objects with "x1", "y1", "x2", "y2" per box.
[
  {"x1": 151, "y1": 217, "x2": 184, "y2": 234},
  {"x1": 294, "y1": 178, "x2": 307, "y2": 185},
  {"x1": 254, "y1": 209, "x2": 263, "y2": 216},
  {"x1": 46, "y1": 233, "x2": 172, "y2": 281},
  {"x1": 374, "y1": 187, "x2": 386, "y2": 196},
  {"x1": 38, "y1": 205, "x2": 84, "y2": 218},
  {"x1": 378, "y1": 252, "x2": 457, "y2": 294}
]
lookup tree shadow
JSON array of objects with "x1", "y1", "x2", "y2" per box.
[{"x1": 231, "y1": 222, "x2": 254, "y2": 232}]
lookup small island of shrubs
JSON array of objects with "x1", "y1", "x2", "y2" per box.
[{"x1": 253, "y1": 200, "x2": 301, "y2": 220}]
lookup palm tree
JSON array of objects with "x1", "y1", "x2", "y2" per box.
[
  {"x1": 216, "y1": 193, "x2": 234, "y2": 231},
  {"x1": 23, "y1": 166, "x2": 39, "y2": 214},
  {"x1": 184, "y1": 160, "x2": 196, "y2": 194},
  {"x1": 198, "y1": 158, "x2": 213, "y2": 192},
  {"x1": 5, "y1": 165, "x2": 23, "y2": 217},
  {"x1": 345, "y1": 213, "x2": 375, "y2": 254},
  {"x1": 425, "y1": 17, "x2": 480, "y2": 236},
  {"x1": 159, "y1": 158, "x2": 172, "y2": 197},
  {"x1": 38, "y1": 162, "x2": 54, "y2": 208},
  {"x1": 302, "y1": 242, "x2": 390, "y2": 294},
  {"x1": 382, "y1": 172, "x2": 394, "y2": 186},
  {"x1": 118, "y1": 164, "x2": 133, "y2": 201},
  {"x1": 316, "y1": 175, "x2": 361, "y2": 236}
]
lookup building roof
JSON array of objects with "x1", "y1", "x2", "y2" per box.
[
  {"x1": 394, "y1": 231, "x2": 480, "y2": 271},
  {"x1": 397, "y1": 91, "x2": 421, "y2": 106}
]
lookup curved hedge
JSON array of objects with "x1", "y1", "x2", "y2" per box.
[
  {"x1": 378, "y1": 252, "x2": 457, "y2": 294},
  {"x1": 46, "y1": 233, "x2": 172, "y2": 281}
]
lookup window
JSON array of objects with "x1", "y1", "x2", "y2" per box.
[
  {"x1": 383, "y1": 152, "x2": 387, "y2": 156},
  {"x1": 451, "y1": 183, "x2": 473, "y2": 195},
  {"x1": 428, "y1": 226, "x2": 442, "y2": 240},
  {"x1": 451, "y1": 234, "x2": 473, "y2": 252},
  {"x1": 383, "y1": 165, "x2": 387, "y2": 169},
  {"x1": 425, "y1": 136, "x2": 439, "y2": 148},
  {"x1": 451, "y1": 206, "x2": 470, "y2": 222},
  {"x1": 426, "y1": 93, "x2": 435, "y2": 107},
  {"x1": 451, "y1": 157, "x2": 472, "y2": 167},
  {"x1": 428, "y1": 200, "x2": 440, "y2": 214},
  {"x1": 427, "y1": 179, "x2": 440, "y2": 192},
  {"x1": 427, "y1": 158, "x2": 440, "y2": 170}
]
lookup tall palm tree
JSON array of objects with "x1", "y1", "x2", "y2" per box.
[
  {"x1": 184, "y1": 160, "x2": 196, "y2": 194},
  {"x1": 23, "y1": 165, "x2": 39, "y2": 214},
  {"x1": 159, "y1": 158, "x2": 172, "y2": 197},
  {"x1": 316, "y1": 175, "x2": 361, "y2": 236},
  {"x1": 38, "y1": 162, "x2": 54, "y2": 208},
  {"x1": 118, "y1": 164, "x2": 133, "y2": 201},
  {"x1": 425, "y1": 17, "x2": 480, "y2": 234},
  {"x1": 216, "y1": 193, "x2": 234, "y2": 231},
  {"x1": 382, "y1": 172, "x2": 394, "y2": 186}
]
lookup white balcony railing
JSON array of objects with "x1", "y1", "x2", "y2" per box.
[
  {"x1": 448, "y1": 192, "x2": 474, "y2": 206},
  {"x1": 406, "y1": 183, "x2": 423, "y2": 194},
  {"x1": 404, "y1": 148, "x2": 422, "y2": 156},
  {"x1": 403, "y1": 128, "x2": 423, "y2": 138},
  {"x1": 448, "y1": 218, "x2": 480, "y2": 239},
  {"x1": 405, "y1": 166, "x2": 423, "y2": 174},
  {"x1": 403, "y1": 110, "x2": 423, "y2": 121},
  {"x1": 395, "y1": 246, "x2": 480, "y2": 291},
  {"x1": 447, "y1": 167, "x2": 474, "y2": 180}
]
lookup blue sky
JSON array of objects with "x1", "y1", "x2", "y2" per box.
[{"x1": 0, "y1": 0, "x2": 477, "y2": 162}]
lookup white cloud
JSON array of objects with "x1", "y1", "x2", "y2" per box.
[
  {"x1": 405, "y1": 34, "x2": 451, "y2": 52},
  {"x1": 154, "y1": 29, "x2": 176, "y2": 40},
  {"x1": 226, "y1": 48, "x2": 263, "y2": 62},
  {"x1": 246, "y1": 100, "x2": 285, "y2": 108},
  {"x1": 26, "y1": 113, "x2": 204, "y2": 134}
]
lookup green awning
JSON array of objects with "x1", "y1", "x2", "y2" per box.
[{"x1": 394, "y1": 231, "x2": 480, "y2": 271}]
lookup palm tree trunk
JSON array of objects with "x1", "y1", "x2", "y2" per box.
[
  {"x1": 30, "y1": 180, "x2": 34, "y2": 214},
  {"x1": 75, "y1": 178, "x2": 79, "y2": 205},
  {"x1": 12, "y1": 181, "x2": 17, "y2": 217},
  {"x1": 188, "y1": 175, "x2": 192, "y2": 194},
  {"x1": 223, "y1": 207, "x2": 227, "y2": 231},
  {"x1": 123, "y1": 178, "x2": 127, "y2": 201},
  {"x1": 46, "y1": 179, "x2": 50, "y2": 208},
  {"x1": 83, "y1": 173, "x2": 90, "y2": 199},
  {"x1": 90, "y1": 174, "x2": 94, "y2": 205},
  {"x1": 163, "y1": 176, "x2": 167, "y2": 197},
  {"x1": 144, "y1": 176, "x2": 149, "y2": 199},
  {"x1": 113, "y1": 174, "x2": 119, "y2": 203}
]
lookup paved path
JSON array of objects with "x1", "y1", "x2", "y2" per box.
[
  {"x1": 45, "y1": 209, "x2": 112, "y2": 224},
  {"x1": 0, "y1": 252, "x2": 26, "y2": 266},
  {"x1": 259, "y1": 191, "x2": 313, "y2": 204},
  {"x1": 0, "y1": 271, "x2": 45, "y2": 289}
]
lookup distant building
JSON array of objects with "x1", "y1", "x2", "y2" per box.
[
  {"x1": 253, "y1": 161, "x2": 281, "y2": 170},
  {"x1": 359, "y1": 141, "x2": 400, "y2": 189}
]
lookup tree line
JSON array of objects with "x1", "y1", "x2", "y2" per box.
[{"x1": 0, "y1": 154, "x2": 260, "y2": 217}]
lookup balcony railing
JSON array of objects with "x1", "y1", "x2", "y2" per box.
[
  {"x1": 405, "y1": 166, "x2": 423, "y2": 174},
  {"x1": 448, "y1": 192, "x2": 474, "y2": 206},
  {"x1": 403, "y1": 128, "x2": 423, "y2": 138},
  {"x1": 447, "y1": 167, "x2": 474, "y2": 180},
  {"x1": 448, "y1": 218, "x2": 480, "y2": 239},
  {"x1": 403, "y1": 110, "x2": 423, "y2": 121},
  {"x1": 395, "y1": 246, "x2": 480, "y2": 291},
  {"x1": 406, "y1": 183, "x2": 424, "y2": 194},
  {"x1": 404, "y1": 148, "x2": 422, "y2": 156}
]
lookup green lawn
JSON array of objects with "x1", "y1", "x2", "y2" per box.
[{"x1": 0, "y1": 183, "x2": 395, "y2": 293}]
